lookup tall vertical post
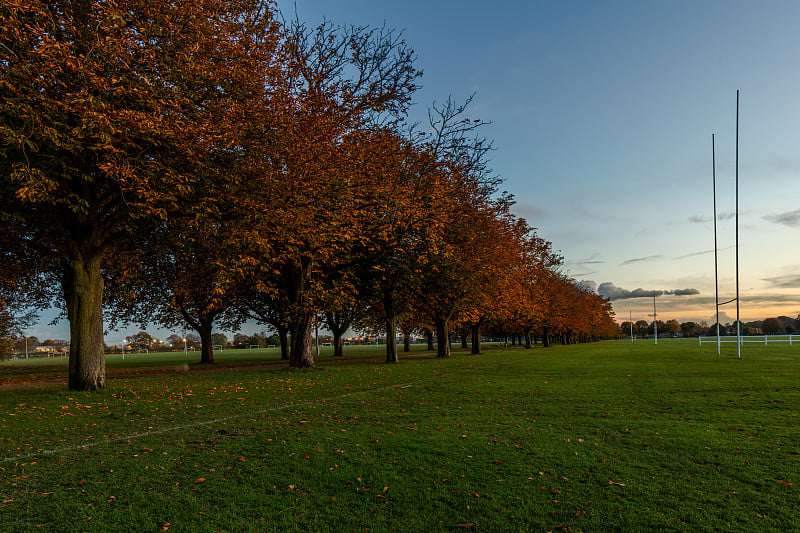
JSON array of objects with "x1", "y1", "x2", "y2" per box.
[
  {"x1": 653, "y1": 293, "x2": 658, "y2": 345},
  {"x1": 630, "y1": 309, "x2": 634, "y2": 341},
  {"x1": 25, "y1": 335, "x2": 28, "y2": 359},
  {"x1": 735, "y1": 90, "x2": 741, "y2": 359},
  {"x1": 712, "y1": 134, "x2": 720, "y2": 356}
]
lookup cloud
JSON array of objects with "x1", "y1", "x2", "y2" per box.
[
  {"x1": 511, "y1": 201, "x2": 546, "y2": 221},
  {"x1": 761, "y1": 273, "x2": 800, "y2": 289},
  {"x1": 674, "y1": 249, "x2": 714, "y2": 260},
  {"x1": 670, "y1": 288, "x2": 701, "y2": 296},
  {"x1": 597, "y1": 282, "x2": 699, "y2": 301},
  {"x1": 621, "y1": 255, "x2": 664, "y2": 266},
  {"x1": 688, "y1": 212, "x2": 735, "y2": 224},
  {"x1": 764, "y1": 208, "x2": 800, "y2": 227},
  {"x1": 576, "y1": 280, "x2": 597, "y2": 293}
]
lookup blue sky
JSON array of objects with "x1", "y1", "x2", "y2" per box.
[{"x1": 27, "y1": 1, "x2": 800, "y2": 341}]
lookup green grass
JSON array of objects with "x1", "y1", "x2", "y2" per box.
[{"x1": 1, "y1": 340, "x2": 799, "y2": 531}]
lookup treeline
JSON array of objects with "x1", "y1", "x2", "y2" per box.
[
  {"x1": 0, "y1": 1, "x2": 617, "y2": 388},
  {"x1": 621, "y1": 316, "x2": 800, "y2": 338}
]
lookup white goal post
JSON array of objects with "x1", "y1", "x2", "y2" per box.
[{"x1": 213, "y1": 344, "x2": 223, "y2": 351}]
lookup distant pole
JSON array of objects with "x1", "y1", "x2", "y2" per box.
[
  {"x1": 25, "y1": 335, "x2": 28, "y2": 359},
  {"x1": 653, "y1": 293, "x2": 658, "y2": 345},
  {"x1": 122, "y1": 340, "x2": 125, "y2": 361},
  {"x1": 735, "y1": 90, "x2": 741, "y2": 359},
  {"x1": 629, "y1": 310, "x2": 634, "y2": 341},
  {"x1": 712, "y1": 133, "x2": 721, "y2": 356}
]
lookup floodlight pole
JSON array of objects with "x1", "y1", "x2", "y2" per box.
[
  {"x1": 735, "y1": 90, "x2": 741, "y2": 359},
  {"x1": 25, "y1": 335, "x2": 28, "y2": 359},
  {"x1": 712, "y1": 133, "x2": 721, "y2": 356}
]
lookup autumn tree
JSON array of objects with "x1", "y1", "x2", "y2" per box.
[
  {"x1": 232, "y1": 18, "x2": 419, "y2": 368},
  {"x1": 665, "y1": 319, "x2": 681, "y2": 336},
  {"x1": 0, "y1": 0, "x2": 281, "y2": 389}
]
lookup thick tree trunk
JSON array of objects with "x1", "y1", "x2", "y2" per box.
[
  {"x1": 435, "y1": 316, "x2": 450, "y2": 358},
  {"x1": 461, "y1": 331, "x2": 468, "y2": 349},
  {"x1": 333, "y1": 331, "x2": 344, "y2": 358},
  {"x1": 289, "y1": 314, "x2": 315, "y2": 368},
  {"x1": 402, "y1": 326, "x2": 412, "y2": 352},
  {"x1": 385, "y1": 315, "x2": 398, "y2": 363},
  {"x1": 542, "y1": 327, "x2": 550, "y2": 348},
  {"x1": 65, "y1": 253, "x2": 105, "y2": 391},
  {"x1": 283, "y1": 259, "x2": 315, "y2": 368},
  {"x1": 524, "y1": 327, "x2": 532, "y2": 349},
  {"x1": 470, "y1": 322, "x2": 482, "y2": 355},
  {"x1": 426, "y1": 329, "x2": 434, "y2": 351},
  {"x1": 199, "y1": 321, "x2": 214, "y2": 364}
]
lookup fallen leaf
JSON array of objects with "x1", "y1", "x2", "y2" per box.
[
  {"x1": 194, "y1": 478, "x2": 205, "y2": 484},
  {"x1": 777, "y1": 480, "x2": 794, "y2": 486},
  {"x1": 455, "y1": 524, "x2": 476, "y2": 529}
]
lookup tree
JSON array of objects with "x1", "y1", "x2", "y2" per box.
[
  {"x1": 0, "y1": 0, "x2": 281, "y2": 389},
  {"x1": 211, "y1": 333, "x2": 228, "y2": 348},
  {"x1": 634, "y1": 320, "x2": 650, "y2": 338},
  {"x1": 680, "y1": 321, "x2": 698, "y2": 337},
  {"x1": 129, "y1": 331, "x2": 153, "y2": 351},
  {"x1": 166, "y1": 334, "x2": 184, "y2": 350},
  {"x1": 234, "y1": 18, "x2": 419, "y2": 368},
  {"x1": 665, "y1": 319, "x2": 681, "y2": 336},
  {"x1": 762, "y1": 317, "x2": 783, "y2": 335}
]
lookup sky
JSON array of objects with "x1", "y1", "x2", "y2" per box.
[{"x1": 26, "y1": 0, "x2": 800, "y2": 341}]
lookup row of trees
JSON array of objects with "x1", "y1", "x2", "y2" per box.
[
  {"x1": 0, "y1": 1, "x2": 618, "y2": 386},
  {"x1": 620, "y1": 315, "x2": 800, "y2": 339}
]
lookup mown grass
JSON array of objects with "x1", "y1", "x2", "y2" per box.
[{"x1": 1, "y1": 340, "x2": 799, "y2": 531}]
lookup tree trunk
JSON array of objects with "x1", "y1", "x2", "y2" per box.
[
  {"x1": 282, "y1": 259, "x2": 315, "y2": 368},
  {"x1": 470, "y1": 322, "x2": 482, "y2": 355},
  {"x1": 289, "y1": 314, "x2": 315, "y2": 368},
  {"x1": 277, "y1": 325, "x2": 290, "y2": 360},
  {"x1": 333, "y1": 331, "x2": 344, "y2": 358},
  {"x1": 461, "y1": 331, "x2": 468, "y2": 349},
  {"x1": 199, "y1": 321, "x2": 215, "y2": 364},
  {"x1": 524, "y1": 327, "x2": 532, "y2": 349},
  {"x1": 542, "y1": 327, "x2": 550, "y2": 348},
  {"x1": 426, "y1": 329, "x2": 434, "y2": 351},
  {"x1": 435, "y1": 316, "x2": 450, "y2": 358},
  {"x1": 385, "y1": 315, "x2": 398, "y2": 363},
  {"x1": 65, "y1": 253, "x2": 105, "y2": 391},
  {"x1": 402, "y1": 327, "x2": 411, "y2": 352},
  {"x1": 325, "y1": 311, "x2": 350, "y2": 358}
]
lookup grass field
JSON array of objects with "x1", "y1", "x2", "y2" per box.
[{"x1": 1, "y1": 340, "x2": 799, "y2": 531}]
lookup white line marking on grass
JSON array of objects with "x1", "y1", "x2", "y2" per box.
[{"x1": 2, "y1": 366, "x2": 492, "y2": 464}]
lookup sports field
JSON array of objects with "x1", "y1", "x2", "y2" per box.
[{"x1": 1, "y1": 340, "x2": 798, "y2": 531}]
